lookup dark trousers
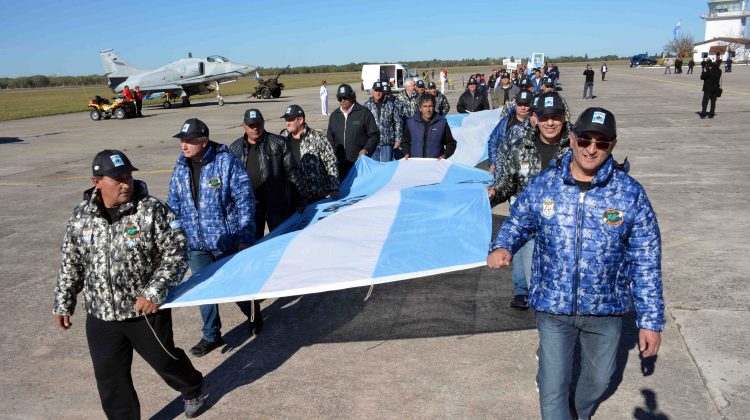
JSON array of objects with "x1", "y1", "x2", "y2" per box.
[
  {"x1": 687, "y1": 66, "x2": 694, "y2": 74},
  {"x1": 135, "y1": 100, "x2": 143, "y2": 116},
  {"x1": 701, "y1": 91, "x2": 718, "y2": 116},
  {"x1": 254, "y1": 198, "x2": 292, "y2": 239},
  {"x1": 86, "y1": 312, "x2": 202, "y2": 420}
]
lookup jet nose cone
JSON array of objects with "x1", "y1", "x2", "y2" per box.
[{"x1": 232, "y1": 63, "x2": 256, "y2": 75}]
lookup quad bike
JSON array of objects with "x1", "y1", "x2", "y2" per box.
[{"x1": 88, "y1": 96, "x2": 137, "y2": 121}]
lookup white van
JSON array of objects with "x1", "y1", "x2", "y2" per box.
[{"x1": 361, "y1": 64, "x2": 423, "y2": 93}]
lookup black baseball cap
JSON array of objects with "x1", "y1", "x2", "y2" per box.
[
  {"x1": 336, "y1": 84, "x2": 354, "y2": 100},
  {"x1": 573, "y1": 107, "x2": 617, "y2": 140},
  {"x1": 92, "y1": 149, "x2": 138, "y2": 177},
  {"x1": 501, "y1": 72, "x2": 510, "y2": 79},
  {"x1": 173, "y1": 118, "x2": 209, "y2": 140},
  {"x1": 428, "y1": 81, "x2": 437, "y2": 89},
  {"x1": 243, "y1": 108, "x2": 264, "y2": 125},
  {"x1": 383, "y1": 84, "x2": 392, "y2": 94},
  {"x1": 534, "y1": 92, "x2": 566, "y2": 118},
  {"x1": 371, "y1": 81, "x2": 384, "y2": 92},
  {"x1": 467, "y1": 78, "x2": 478, "y2": 85},
  {"x1": 520, "y1": 78, "x2": 533, "y2": 88},
  {"x1": 415, "y1": 80, "x2": 426, "y2": 88},
  {"x1": 541, "y1": 76, "x2": 554, "y2": 86},
  {"x1": 281, "y1": 104, "x2": 305, "y2": 120},
  {"x1": 515, "y1": 90, "x2": 533, "y2": 105}
]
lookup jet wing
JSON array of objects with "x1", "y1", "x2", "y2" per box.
[{"x1": 139, "y1": 83, "x2": 183, "y2": 92}]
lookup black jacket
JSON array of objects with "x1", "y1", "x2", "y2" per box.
[
  {"x1": 456, "y1": 90, "x2": 489, "y2": 113},
  {"x1": 700, "y1": 65, "x2": 722, "y2": 93},
  {"x1": 583, "y1": 69, "x2": 595, "y2": 83},
  {"x1": 229, "y1": 131, "x2": 304, "y2": 209},
  {"x1": 326, "y1": 102, "x2": 380, "y2": 163}
]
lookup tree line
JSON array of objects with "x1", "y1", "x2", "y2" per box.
[
  {"x1": 1, "y1": 54, "x2": 628, "y2": 89},
  {"x1": 0, "y1": 75, "x2": 107, "y2": 89}
]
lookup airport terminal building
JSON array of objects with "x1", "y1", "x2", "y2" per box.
[{"x1": 693, "y1": 0, "x2": 750, "y2": 62}]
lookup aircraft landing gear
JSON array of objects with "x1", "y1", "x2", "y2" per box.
[
  {"x1": 182, "y1": 97, "x2": 191, "y2": 107},
  {"x1": 214, "y1": 81, "x2": 224, "y2": 106},
  {"x1": 162, "y1": 101, "x2": 171, "y2": 109}
]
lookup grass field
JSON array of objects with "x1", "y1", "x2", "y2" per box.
[{"x1": 0, "y1": 61, "x2": 628, "y2": 122}]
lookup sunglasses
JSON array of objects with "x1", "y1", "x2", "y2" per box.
[
  {"x1": 575, "y1": 135, "x2": 613, "y2": 150},
  {"x1": 338, "y1": 97, "x2": 351, "y2": 102}
]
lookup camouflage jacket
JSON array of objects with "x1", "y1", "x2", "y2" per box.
[
  {"x1": 434, "y1": 92, "x2": 450, "y2": 115},
  {"x1": 491, "y1": 122, "x2": 572, "y2": 204},
  {"x1": 398, "y1": 90, "x2": 419, "y2": 119},
  {"x1": 490, "y1": 152, "x2": 664, "y2": 331},
  {"x1": 280, "y1": 124, "x2": 340, "y2": 199},
  {"x1": 54, "y1": 181, "x2": 188, "y2": 321},
  {"x1": 363, "y1": 97, "x2": 403, "y2": 146}
]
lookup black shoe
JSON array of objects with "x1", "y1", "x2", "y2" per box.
[
  {"x1": 699, "y1": 113, "x2": 706, "y2": 119},
  {"x1": 510, "y1": 295, "x2": 529, "y2": 310},
  {"x1": 248, "y1": 316, "x2": 263, "y2": 335},
  {"x1": 708, "y1": 113, "x2": 715, "y2": 119},
  {"x1": 190, "y1": 338, "x2": 224, "y2": 357}
]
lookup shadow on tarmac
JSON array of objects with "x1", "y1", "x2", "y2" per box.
[
  {"x1": 0, "y1": 137, "x2": 23, "y2": 144},
  {"x1": 150, "y1": 215, "x2": 535, "y2": 418},
  {"x1": 570, "y1": 311, "x2": 666, "y2": 418}
]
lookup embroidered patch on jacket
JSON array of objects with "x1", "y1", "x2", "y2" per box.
[
  {"x1": 80, "y1": 227, "x2": 93, "y2": 244},
  {"x1": 602, "y1": 209, "x2": 624, "y2": 226},
  {"x1": 169, "y1": 220, "x2": 183, "y2": 230},
  {"x1": 541, "y1": 199, "x2": 556, "y2": 219},
  {"x1": 124, "y1": 224, "x2": 141, "y2": 239},
  {"x1": 208, "y1": 177, "x2": 222, "y2": 189}
]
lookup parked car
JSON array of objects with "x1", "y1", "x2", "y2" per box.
[{"x1": 630, "y1": 54, "x2": 658, "y2": 67}]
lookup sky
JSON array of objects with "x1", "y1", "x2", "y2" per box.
[{"x1": 0, "y1": 0, "x2": 710, "y2": 78}]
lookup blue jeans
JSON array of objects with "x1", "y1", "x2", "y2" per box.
[
  {"x1": 372, "y1": 145, "x2": 394, "y2": 162},
  {"x1": 188, "y1": 250, "x2": 255, "y2": 342},
  {"x1": 535, "y1": 311, "x2": 622, "y2": 420},
  {"x1": 582, "y1": 82, "x2": 594, "y2": 99},
  {"x1": 511, "y1": 237, "x2": 533, "y2": 296}
]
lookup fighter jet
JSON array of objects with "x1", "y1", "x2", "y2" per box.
[{"x1": 99, "y1": 49, "x2": 256, "y2": 108}]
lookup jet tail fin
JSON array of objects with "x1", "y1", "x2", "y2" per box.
[{"x1": 99, "y1": 49, "x2": 142, "y2": 76}]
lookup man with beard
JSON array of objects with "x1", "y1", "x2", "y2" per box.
[{"x1": 488, "y1": 92, "x2": 571, "y2": 310}]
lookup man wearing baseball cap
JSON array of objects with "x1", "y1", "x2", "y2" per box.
[
  {"x1": 54, "y1": 150, "x2": 205, "y2": 418},
  {"x1": 487, "y1": 90, "x2": 534, "y2": 174},
  {"x1": 167, "y1": 118, "x2": 259, "y2": 356},
  {"x1": 363, "y1": 81, "x2": 402, "y2": 162},
  {"x1": 457, "y1": 77, "x2": 488, "y2": 113},
  {"x1": 492, "y1": 71, "x2": 520, "y2": 109},
  {"x1": 280, "y1": 105, "x2": 340, "y2": 202},
  {"x1": 489, "y1": 92, "x2": 572, "y2": 310},
  {"x1": 325, "y1": 84, "x2": 380, "y2": 179},
  {"x1": 229, "y1": 108, "x2": 304, "y2": 239},
  {"x1": 427, "y1": 81, "x2": 450, "y2": 116},
  {"x1": 489, "y1": 107, "x2": 663, "y2": 419}
]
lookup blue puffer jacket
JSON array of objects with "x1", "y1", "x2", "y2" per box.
[
  {"x1": 167, "y1": 143, "x2": 255, "y2": 252},
  {"x1": 490, "y1": 151, "x2": 664, "y2": 331}
]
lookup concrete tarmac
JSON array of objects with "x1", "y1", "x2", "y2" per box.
[{"x1": 0, "y1": 64, "x2": 748, "y2": 419}]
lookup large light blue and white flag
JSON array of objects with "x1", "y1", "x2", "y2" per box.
[
  {"x1": 673, "y1": 20, "x2": 681, "y2": 40},
  {"x1": 446, "y1": 109, "x2": 501, "y2": 166},
  {"x1": 163, "y1": 157, "x2": 492, "y2": 308}
]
